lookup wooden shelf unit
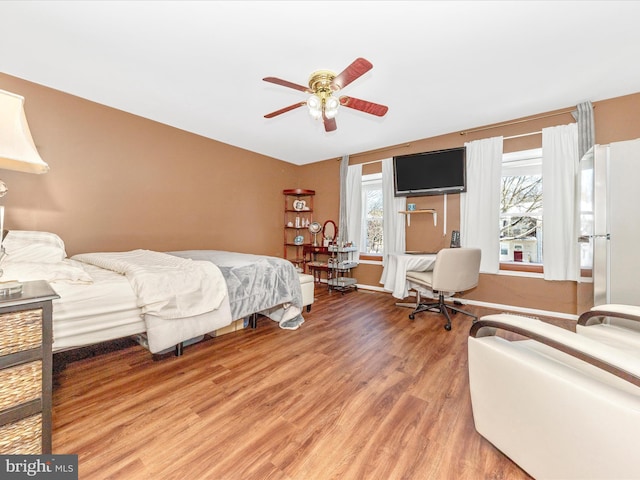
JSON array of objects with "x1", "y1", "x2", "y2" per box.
[{"x1": 283, "y1": 189, "x2": 315, "y2": 267}]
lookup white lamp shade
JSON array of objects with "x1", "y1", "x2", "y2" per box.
[
  {"x1": 0, "y1": 89, "x2": 49, "y2": 174},
  {"x1": 307, "y1": 94, "x2": 323, "y2": 119},
  {"x1": 324, "y1": 96, "x2": 339, "y2": 119}
]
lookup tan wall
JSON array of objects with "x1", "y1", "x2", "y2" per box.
[
  {"x1": 0, "y1": 73, "x2": 300, "y2": 257},
  {"x1": 3, "y1": 70, "x2": 639, "y2": 315},
  {"x1": 299, "y1": 92, "x2": 640, "y2": 315}
]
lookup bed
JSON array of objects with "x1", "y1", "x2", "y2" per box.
[
  {"x1": 0, "y1": 231, "x2": 305, "y2": 355},
  {"x1": 169, "y1": 250, "x2": 303, "y2": 325}
]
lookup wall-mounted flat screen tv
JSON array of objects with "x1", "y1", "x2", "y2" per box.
[{"x1": 393, "y1": 147, "x2": 467, "y2": 197}]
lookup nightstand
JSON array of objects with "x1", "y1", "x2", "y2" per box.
[{"x1": 0, "y1": 280, "x2": 59, "y2": 454}]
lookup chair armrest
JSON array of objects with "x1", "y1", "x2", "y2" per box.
[
  {"x1": 577, "y1": 304, "x2": 640, "y2": 327},
  {"x1": 470, "y1": 314, "x2": 640, "y2": 388}
]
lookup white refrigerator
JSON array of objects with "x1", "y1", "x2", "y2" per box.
[{"x1": 579, "y1": 139, "x2": 640, "y2": 307}]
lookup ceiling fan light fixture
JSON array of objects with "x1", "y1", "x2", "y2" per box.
[
  {"x1": 307, "y1": 94, "x2": 322, "y2": 119},
  {"x1": 324, "y1": 96, "x2": 339, "y2": 119},
  {"x1": 263, "y1": 58, "x2": 387, "y2": 130}
]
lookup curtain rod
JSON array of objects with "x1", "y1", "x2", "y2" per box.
[
  {"x1": 353, "y1": 133, "x2": 540, "y2": 161},
  {"x1": 504, "y1": 131, "x2": 541, "y2": 140},
  {"x1": 459, "y1": 108, "x2": 579, "y2": 136},
  {"x1": 337, "y1": 143, "x2": 412, "y2": 161},
  {"x1": 339, "y1": 105, "x2": 581, "y2": 160},
  {"x1": 359, "y1": 159, "x2": 383, "y2": 166}
]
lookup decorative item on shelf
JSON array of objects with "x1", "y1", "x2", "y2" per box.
[
  {"x1": 0, "y1": 90, "x2": 50, "y2": 295},
  {"x1": 0, "y1": 280, "x2": 24, "y2": 296},
  {"x1": 308, "y1": 221, "x2": 322, "y2": 246},
  {"x1": 293, "y1": 199, "x2": 306, "y2": 211},
  {"x1": 450, "y1": 230, "x2": 461, "y2": 248},
  {"x1": 294, "y1": 235, "x2": 304, "y2": 245},
  {"x1": 407, "y1": 203, "x2": 417, "y2": 211}
]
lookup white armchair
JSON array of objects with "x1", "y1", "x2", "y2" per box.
[
  {"x1": 468, "y1": 313, "x2": 640, "y2": 480},
  {"x1": 577, "y1": 304, "x2": 640, "y2": 355}
]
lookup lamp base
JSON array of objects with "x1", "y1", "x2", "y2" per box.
[{"x1": 0, "y1": 281, "x2": 23, "y2": 296}]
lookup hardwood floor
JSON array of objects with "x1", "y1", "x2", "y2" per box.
[{"x1": 52, "y1": 287, "x2": 568, "y2": 479}]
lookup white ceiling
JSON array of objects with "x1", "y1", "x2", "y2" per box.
[{"x1": 2, "y1": 1, "x2": 640, "y2": 166}]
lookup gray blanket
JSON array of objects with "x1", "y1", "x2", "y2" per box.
[{"x1": 169, "y1": 250, "x2": 304, "y2": 329}]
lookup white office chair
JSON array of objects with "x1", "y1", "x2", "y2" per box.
[{"x1": 406, "y1": 247, "x2": 481, "y2": 330}]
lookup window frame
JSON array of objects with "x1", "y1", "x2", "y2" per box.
[
  {"x1": 360, "y1": 172, "x2": 383, "y2": 258},
  {"x1": 499, "y1": 148, "x2": 544, "y2": 274}
]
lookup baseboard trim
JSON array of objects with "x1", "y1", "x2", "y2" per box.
[
  {"x1": 461, "y1": 298, "x2": 578, "y2": 321},
  {"x1": 354, "y1": 284, "x2": 578, "y2": 321}
]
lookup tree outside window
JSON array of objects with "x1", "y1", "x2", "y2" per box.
[
  {"x1": 500, "y1": 149, "x2": 543, "y2": 264},
  {"x1": 362, "y1": 173, "x2": 383, "y2": 254}
]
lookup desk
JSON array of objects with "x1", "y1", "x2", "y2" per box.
[
  {"x1": 303, "y1": 245, "x2": 330, "y2": 283},
  {"x1": 380, "y1": 252, "x2": 437, "y2": 300}
]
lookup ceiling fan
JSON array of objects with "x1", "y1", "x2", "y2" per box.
[{"x1": 263, "y1": 57, "x2": 388, "y2": 132}]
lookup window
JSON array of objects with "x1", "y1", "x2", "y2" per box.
[
  {"x1": 500, "y1": 149, "x2": 543, "y2": 265},
  {"x1": 361, "y1": 173, "x2": 383, "y2": 254}
]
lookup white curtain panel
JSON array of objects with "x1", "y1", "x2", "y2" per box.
[
  {"x1": 460, "y1": 136, "x2": 503, "y2": 274},
  {"x1": 573, "y1": 100, "x2": 595, "y2": 160},
  {"x1": 346, "y1": 163, "x2": 362, "y2": 262},
  {"x1": 381, "y1": 158, "x2": 406, "y2": 269},
  {"x1": 542, "y1": 123, "x2": 579, "y2": 281},
  {"x1": 338, "y1": 155, "x2": 349, "y2": 244}
]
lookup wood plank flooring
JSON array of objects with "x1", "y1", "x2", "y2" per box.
[{"x1": 53, "y1": 287, "x2": 571, "y2": 479}]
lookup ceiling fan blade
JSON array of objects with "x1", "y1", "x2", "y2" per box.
[
  {"x1": 264, "y1": 102, "x2": 306, "y2": 118},
  {"x1": 263, "y1": 77, "x2": 311, "y2": 93},
  {"x1": 331, "y1": 58, "x2": 373, "y2": 90},
  {"x1": 323, "y1": 112, "x2": 337, "y2": 132},
  {"x1": 339, "y1": 96, "x2": 388, "y2": 117}
]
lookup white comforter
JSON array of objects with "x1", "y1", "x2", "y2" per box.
[
  {"x1": 71, "y1": 250, "x2": 233, "y2": 353},
  {"x1": 73, "y1": 249, "x2": 226, "y2": 319}
]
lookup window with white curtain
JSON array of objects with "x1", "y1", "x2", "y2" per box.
[
  {"x1": 500, "y1": 148, "x2": 543, "y2": 265},
  {"x1": 361, "y1": 172, "x2": 383, "y2": 255}
]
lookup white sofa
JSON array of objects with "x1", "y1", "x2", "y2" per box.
[{"x1": 468, "y1": 313, "x2": 640, "y2": 480}]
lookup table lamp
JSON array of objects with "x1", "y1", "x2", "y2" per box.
[{"x1": 0, "y1": 89, "x2": 50, "y2": 294}]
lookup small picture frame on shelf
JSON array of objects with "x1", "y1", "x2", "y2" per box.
[{"x1": 450, "y1": 230, "x2": 461, "y2": 248}]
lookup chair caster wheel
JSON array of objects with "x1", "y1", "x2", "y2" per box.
[
  {"x1": 444, "y1": 324, "x2": 452, "y2": 331},
  {"x1": 409, "y1": 314, "x2": 415, "y2": 320}
]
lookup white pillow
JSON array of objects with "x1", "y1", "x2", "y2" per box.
[{"x1": 2, "y1": 230, "x2": 67, "y2": 263}]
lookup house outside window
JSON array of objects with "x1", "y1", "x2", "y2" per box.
[
  {"x1": 361, "y1": 173, "x2": 383, "y2": 255},
  {"x1": 500, "y1": 148, "x2": 543, "y2": 265}
]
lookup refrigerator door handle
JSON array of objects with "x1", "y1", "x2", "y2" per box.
[{"x1": 579, "y1": 234, "x2": 610, "y2": 241}]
